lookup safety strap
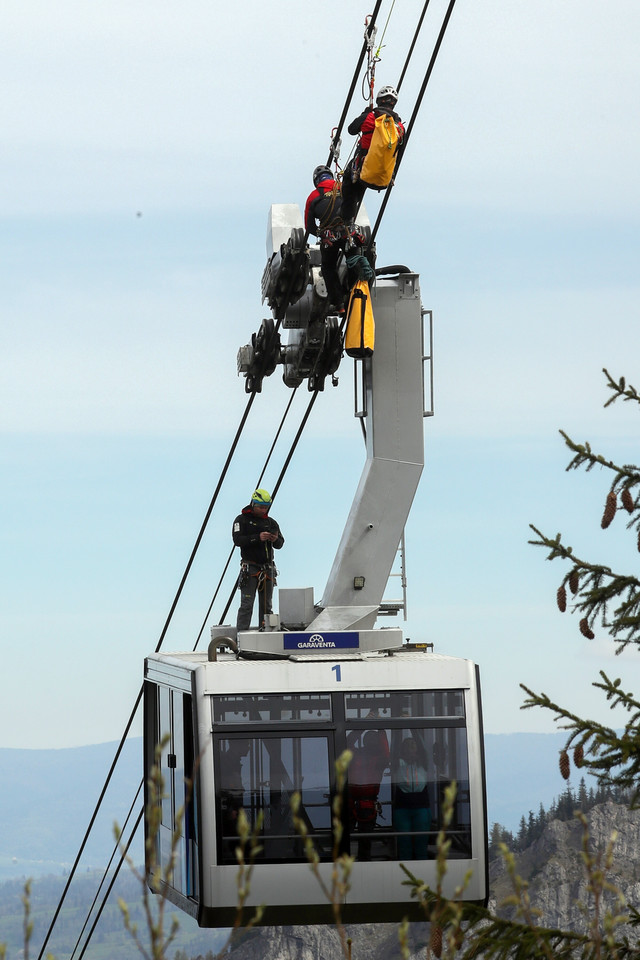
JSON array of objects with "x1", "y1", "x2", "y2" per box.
[{"x1": 318, "y1": 181, "x2": 341, "y2": 231}]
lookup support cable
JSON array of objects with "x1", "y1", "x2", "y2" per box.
[
  {"x1": 217, "y1": 387, "x2": 321, "y2": 626},
  {"x1": 191, "y1": 385, "x2": 300, "y2": 650},
  {"x1": 396, "y1": 0, "x2": 433, "y2": 93},
  {"x1": 36, "y1": 392, "x2": 257, "y2": 960},
  {"x1": 75, "y1": 809, "x2": 144, "y2": 960},
  {"x1": 69, "y1": 781, "x2": 143, "y2": 960},
  {"x1": 57, "y1": 382, "x2": 320, "y2": 955},
  {"x1": 271, "y1": 389, "x2": 319, "y2": 500}
]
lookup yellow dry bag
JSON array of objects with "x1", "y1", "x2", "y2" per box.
[
  {"x1": 359, "y1": 114, "x2": 399, "y2": 189},
  {"x1": 345, "y1": 280, "x2": 375, "y2": 359}
]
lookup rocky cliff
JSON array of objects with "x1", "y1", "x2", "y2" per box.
[
  {"x1": 222, "y1": 802, "x2": 640, "y2": 959},
  {"x1": 490, "y1": 800, "x2": 640, "y2": 939}
]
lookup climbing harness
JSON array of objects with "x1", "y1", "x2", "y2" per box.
[{"x1": 240, "y1": 560, "x2": 277, "y2": 591}]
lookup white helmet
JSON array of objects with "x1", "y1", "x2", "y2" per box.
[{"x1": 376, "y1": 85, "x2": 398, "y2": 106}]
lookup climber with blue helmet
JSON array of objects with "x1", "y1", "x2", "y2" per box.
[{"x1": 304, "y1": 164, "x2": 351, "y2": 313}]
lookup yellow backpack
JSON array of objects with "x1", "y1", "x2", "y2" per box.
[
  {"x1": 359, "y1": 114, "x2": 399, "y2": 189},
  {"x1": 345, "y1": 280, "x2": 375, "y2": 358}
]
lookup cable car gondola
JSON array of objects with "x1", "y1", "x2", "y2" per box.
[
  {"x1": 143, "y1": 207, "x2": 489, "y2": 925},
  {"x1": 144, "y1": 646, "x2": 487, "y2": 926}
]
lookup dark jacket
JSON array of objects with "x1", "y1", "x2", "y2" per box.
[
  {"x1": 232, "y1": 505, "x2": 284, "y2": 566},
  {"x1": 304, "y1": 179, "x2": 343, "y2": 236},
  {"x1": 347, "y1": 105, "x2": 405, "y2": 153}
]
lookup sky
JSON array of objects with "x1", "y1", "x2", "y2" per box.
[{"x1": 2, "y1": 0, "x2": 640, "y2": 751}]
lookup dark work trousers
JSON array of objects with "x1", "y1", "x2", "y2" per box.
[
  {"x1": 236, "y1": 562, "x2": 275, "y2": 631},
  {"x1": 320, "y1": 239, "x2": 347, "y2": 308},
  {"x1": 341, "y1": 159, "x2": 368, "y2": 224}
]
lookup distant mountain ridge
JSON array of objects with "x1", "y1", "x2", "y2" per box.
[{"x1": 0, "y1": 732, "x2": 594, "y2": 879}]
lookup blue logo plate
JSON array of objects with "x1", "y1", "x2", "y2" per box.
[{"x1": 284, "y1": 631, "x2": 360, "y2": 651}]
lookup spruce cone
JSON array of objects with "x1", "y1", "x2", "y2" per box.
[
  {"x1": 429, "y1": 924, "x2": 443, "y2": 958},
  {"x1": 579, "y1": 618, "x2": 595, "y2": 640},
  {"x1": 621, "y1": 488, "x2": 634, "y2": 513},
  {"x1": 569, "y1": 569, "x2": 580, "y2": 595},
  {"x1": 556, "y1": 585, "x2": 567, "y2": 612},
  {"x1": 601, "y1": 490, "x2": 617, "y2": 528},
  {"x1": 559, "y1": 750, "x2": 570, "y2": 780},
  {"x1": 574, "y1": 743, "x2": 584, "y2": 768}
]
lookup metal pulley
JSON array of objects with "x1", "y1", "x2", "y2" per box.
[
  {"x1": 237, "y1": 317, "x2": 281, "y2": 394},
  {"x1": 261, "y1": 227, "x2": 310, "y2": 316},
  {"x1": 308, "y1": 316, "x2": 343, "y2": 392}
]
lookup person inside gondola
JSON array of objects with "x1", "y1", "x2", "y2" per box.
[
  {"x1": 232, "y1": 488, "x2": 284, "y2": 632},
  {"x1": 347, "y1": 729, "x2": 390, "y2": 860},
  {"x1": 219, "y1": 739, "x2": 250, "y2": 855},
  {"x1": 392, "y1": 736, "x2": 432, "y2": 860}
]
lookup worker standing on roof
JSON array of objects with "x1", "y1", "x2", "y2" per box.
[
  {"x1": 232, "y1": 489, "x2": 284, "y2": 632},
  {"x1": 342, "y1": 85, "x2": 405, "y2": 223},
  {"x1": 304, "y1": 165, "x2": 348, "y2": 313}
]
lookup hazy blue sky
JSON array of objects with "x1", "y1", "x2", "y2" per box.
[{"x1": 2, "y1": 0, "x2": 639, "y2": 749}]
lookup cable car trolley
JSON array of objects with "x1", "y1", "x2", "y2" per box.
[{"x1": 144, "y1": 203, "x2": 489, "y2": 926}]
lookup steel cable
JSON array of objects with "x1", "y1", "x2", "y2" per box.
[
  {"x1": 36, "y1": 392, "x2": 256, "y2": 959},
  {"x1": 69, "y1": 781, "x2": 143, "y2": 960},
  {"x1": 191, "y1": 385, "x2": 300, "y2": 651}
]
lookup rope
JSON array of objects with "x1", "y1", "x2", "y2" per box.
[
  {"x1": 369, "y1": 0, "x2": 459, "y2": 247},
  {"x1": 327, "y1": 0, "x2": 384, "y2": 167},
  {"x1": 375, "y1": 0, "x2": 397, "y2": 60}
]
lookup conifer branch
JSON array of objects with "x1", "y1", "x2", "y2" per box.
[
  {"x1": 603, "y1": 369, "x2": 640, "y2": 408},
  {"x1": 520, "y1": 680, "x2": 640, "y2": 807},
  {"x1": 528, "y1": 525, "x2": 640, "y2": 651}
]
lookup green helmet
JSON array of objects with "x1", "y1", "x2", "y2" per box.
[{"x1": 251, "y1": 488, "x2": 272, "y2": 506}]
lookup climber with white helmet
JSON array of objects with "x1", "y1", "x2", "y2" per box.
[{"x1": 342, "y1": 85, "x2": 405, "y2": 223}]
